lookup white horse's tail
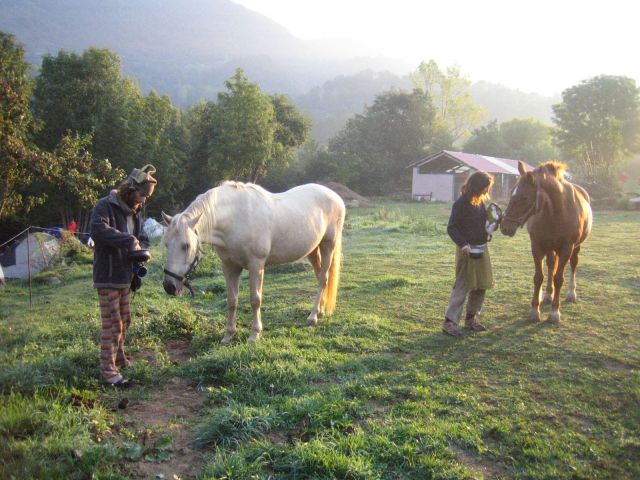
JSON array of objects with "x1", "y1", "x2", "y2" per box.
[{"x1": 323, "y1": 228, "x2": 342, "y2": 315}]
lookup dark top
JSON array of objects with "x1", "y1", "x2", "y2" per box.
[
  {"x1": 90, "y1": 190, "x2": 149, "y2": 289},
  {"x1": 447, "y1": 194, "x2": 488, "y2": 248}
]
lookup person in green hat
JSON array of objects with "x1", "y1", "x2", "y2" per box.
[
  {"x1": 89, "y1": 165, "x2": 157, "y2": 386},
  {"x1": 442, "y1": 171, "x2": 495, "y2": 337}
]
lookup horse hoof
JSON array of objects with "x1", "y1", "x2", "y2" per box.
[
  {"x1": 247, "y1": 332, "x2": 261, "y2": 343},
  {"x1": 220, "y1": 334, "x2": 234, "y2": 344},
  {"x1": 307, "y1": 316, "x2": 318, "y2": 327},
  {"x1": 527, "y1": 310, "x2": 541, "y2": 323},
  {"x1": 565, "y1": 292, "x2": 577, "y2": 303},
  {"x1": 547, "y1": 311, "x2": 561, "y2": 324}
]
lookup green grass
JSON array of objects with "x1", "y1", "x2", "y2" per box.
[{"x1": 1, "y1": 203, "x2": 639, "y2": 479}]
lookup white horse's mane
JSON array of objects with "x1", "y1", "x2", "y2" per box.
[{"x1": 180, "y1": 181, "x2": 269, "y2": 237}]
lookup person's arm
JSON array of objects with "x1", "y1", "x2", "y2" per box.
[
  {"x1": 90, "y1": 201, "x2": 140, "y2": 250},
  {"x1": 447, "y1": 201, "x2": 471, "y2": 252}
]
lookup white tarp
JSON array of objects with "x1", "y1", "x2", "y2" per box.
[
  {"x1": 2, "y1": 232, "x2": 60, "y2": 279},
  {"x1": 0, "y1": 263, "x2": 4, "y2": 285},
  {"x1": 143, "y1": 217, "x2": 165, "y2": 238}
]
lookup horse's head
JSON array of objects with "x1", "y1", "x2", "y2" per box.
[
  {"x1": 500, "y1": 160, "x2": 537, "y2": 237},
  {"x1": 162, "y1": 211, "x2": 202, "y2": 296}
]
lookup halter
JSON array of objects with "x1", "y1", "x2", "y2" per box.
[
  {"x1": 163, "y1": 236, "x2": 201, "y2": 296},
  {"x1": 502, "y1": 193, "x2": 537, "y2": 228}
]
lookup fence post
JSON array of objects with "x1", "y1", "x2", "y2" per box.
[{"x1": 27, "y1": 227, "x2": 33, "y2": 309}]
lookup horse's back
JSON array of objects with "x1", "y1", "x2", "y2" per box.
[{"x1": 278, "y1": 183, "x2": 345, "y2": 214}]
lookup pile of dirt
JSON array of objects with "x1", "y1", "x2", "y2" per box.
[{"x1": 320, "y1": 182, "x2": 374, "y2": 208}]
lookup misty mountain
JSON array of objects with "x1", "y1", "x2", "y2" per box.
[
  {"x1": 1, "y1": 0, "x2": 558, "y2": 142},
  {"x1": 0, "y1": 0, "x2": 410, "y2": 102}
]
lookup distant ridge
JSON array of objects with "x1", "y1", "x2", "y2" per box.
[{"x1": 0, "y1": 0, "x2": 557, "y2": 138}]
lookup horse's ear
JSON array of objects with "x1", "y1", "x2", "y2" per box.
[
  {"x1": 187, "y1": 212, "x2": 203, "y2": 230},
  {"x1": 161, "y1": 212, "x2": 173, "y2": 225},
  {"x1": 518, "y1": 160, "x2": 527, "y2": 176}
]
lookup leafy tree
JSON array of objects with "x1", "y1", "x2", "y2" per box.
[
  {"x1": 32, "y1": 48, "x2": 142, "y2": 172},
  {"x1": 135, "y1": 91, "x2": 190, "y2": 214},
  {"x1": 210, "y1": 69, "x2": 276, "y2": 182},
  {"x1": 553, "y1": 75, "x2": 640, "y2": 188},
  {"x1": 0, "y1": 32, "x2": 49, "y2": 222},
  {"x1": 464, "y1": 118, "x2": 557, "y2": 164},
  {"x1": 28, "y1": 133, "x2": 124, "y2": 230},
  {"x1": 269, "y1": 93, "x2": 310, "y2": 170},
  {"x1": 463, "y1": 120, "x2": 505, "y2": 156},
  {"x1": 410, "y1": 60, "x2": 485, "y2": 143},
  {"x1": 187, "y1": 69, "x2": 309, "y2": 190},
  {"x1": 323, "y1": 89, "x2": 444, "y2": 195}
]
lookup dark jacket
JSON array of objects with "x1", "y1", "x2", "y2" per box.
[
  {"x1": 90, "y1": 190, "x2": 149, "y2": 289},
  {"x1": 447, "y1": 194, "x2": 488, "y2": 248}
]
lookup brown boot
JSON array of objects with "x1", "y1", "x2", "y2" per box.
[
  {"x1": 464, "y1": 313, "x2": 487, "y2": 331},
  {"x1": 442, "y1": 318, "x2": 464, "y2": 337}
]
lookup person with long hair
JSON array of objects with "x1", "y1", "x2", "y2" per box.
[
  {"x1": 90, "y1": 165, "x2": 157, "y2": 386},
  {"x1": 443, "y1": 171, "x2": 495, "y2": 337}
]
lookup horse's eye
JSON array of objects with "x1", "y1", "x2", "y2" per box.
[{"x1": 182, "y1": 243, "x2": 189, "y2": 251}]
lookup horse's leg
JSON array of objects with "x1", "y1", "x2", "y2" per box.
[
  {"x1": 306, "y1": 247, "x2": 324, "y2": 317},
  {"x1": 529, "y1": 242, "x2": 545, "y2": 322},
  {"x1": 247, "y1": 262, "x2": 265, "y2": 343},
  {"x1": 542, "y1": 252, "x2": 557, "y2": 304},
  {"x1": 220, "y1": 262, "x2": 242, "y2": 344},
  {"x1": 566, "y1": 245, "x2": 580, "y2": 302},
  {"x1": 548, "y1": 245, "x2": 573, "y2": 323},
  {"x1": 307, "y1": 240, "x2": 334, "y2": 326}
]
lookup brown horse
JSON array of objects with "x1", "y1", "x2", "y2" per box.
[{"x1": 500, "y1": 160, "x2": 592, "y2": 323}]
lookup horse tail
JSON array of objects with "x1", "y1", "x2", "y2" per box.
[{"x1": 323, "y1": 225, "x2": 342, "y2": 315}]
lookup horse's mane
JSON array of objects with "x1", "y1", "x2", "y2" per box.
[
  {"x1": 219, "y1": 180, "x2": 269, "y2": 196},
  {"x1": 535, "y1": 161, "x2": 567, "y2": 180},
  {"x1": 179, "y1": 181, "x2": 269, "y2": 238}
]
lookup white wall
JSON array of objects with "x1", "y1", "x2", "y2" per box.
[{"x1": 411, "y1": 170, "x2": 454, "y2": 202}]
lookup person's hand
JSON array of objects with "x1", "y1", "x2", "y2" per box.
[
  {"x1": 461, "y1": 244, "x2": 471, "y2": 255},
  {"x1": 132, "y1": 241, "x2": 142, "y2": 251}
]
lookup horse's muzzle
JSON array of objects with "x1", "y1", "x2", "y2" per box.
[
  {"x1": 500, "y1": 221, "x2": 518, "y2": 237},
  {"x1": 163, "y1": 280, "x2": 179, "y2": 296}
]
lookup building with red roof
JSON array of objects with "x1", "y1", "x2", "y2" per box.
[{"x1": 408, "y1": 150, "x2": 534, "y2": 202}]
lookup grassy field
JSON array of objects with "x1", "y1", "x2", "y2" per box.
[{"x1": 1, "y1": 202, "x2": 639, "y2": 479}]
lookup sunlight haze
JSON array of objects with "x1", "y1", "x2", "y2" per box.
[{"x1": 233, "y1": 0, "x2": 638, "y2": 96}]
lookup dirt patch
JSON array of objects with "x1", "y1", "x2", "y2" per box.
[
  {"x1": 320, "y1": 182, "x2": 374, "y2": 208},
  {"x1": 166, "y1": 338, "x2": 193, "y2": 364},
  {"x1": 120, "y1": 340, "x2": 205, "y2": 479},
  {"x1": 451, "y1": 445, "x2": 510, "y2": 479}
]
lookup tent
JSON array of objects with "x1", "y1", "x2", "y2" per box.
[
  {"x1": 0, "y1": 232, "x2": 60, "y2": 280},
  {"x1": 143, "y1": 218, "x2": 165, "y2": 238}
]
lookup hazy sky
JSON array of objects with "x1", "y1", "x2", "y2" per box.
[{"x1": 233, "y1": 0, "x2": 638, "y2": 96}]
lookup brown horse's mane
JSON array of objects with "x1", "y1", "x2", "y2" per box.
[{"x1": 534, "y1": 161, "x2": 567, "y2": 180}]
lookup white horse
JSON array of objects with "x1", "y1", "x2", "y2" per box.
[{"x1": 162, "y1": 181, "x2": 345, "y2": 343}]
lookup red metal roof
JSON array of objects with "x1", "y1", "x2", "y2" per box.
[{"x1": 410, "y1": 150, "x2": 534, "y2": 175}]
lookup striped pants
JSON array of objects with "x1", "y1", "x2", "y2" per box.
[{"x1": 97, "y1": 288, "x2": 131, "y2": 383}]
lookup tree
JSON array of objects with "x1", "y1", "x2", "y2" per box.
[
  {"x1": 464, "y1": 118, "x2": 557, "y2": 165},
  {"x1": 187, "y1": 69, "x2": 309, "y2": 188},
  {"x1": 135, "y1": 91, "x2": 190, "y2": 214},
  {"x1": 323, "y1": 89, "x2": 445, "y2": 195},
  {"x1": 269, "y1": 93, "x2": 310, "y2": 170},
  {"x1": 210, "y1": 69, "x2": 276, "y2": 182},
  {"x1": 410, "y1": 60, "x2": 485, "y2": 144},
  {"x1": 28, "y1": 133, "x2": 124, "y2": 230},
  {"x1": 553, "y1": 75, "x2": 640, "y2": 188},
  {"x1": 463, "y1": 120, "x2": 504, "y2": 157},
  {"x1": 32, "y1": 48, "x2": 142, "y2": 172},
  {"x1": 0, "y1": 32, "x2": 49, "y2": 222}
]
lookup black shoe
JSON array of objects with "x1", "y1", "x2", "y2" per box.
[{"x1": 106, "y1": 377, "x2": 134, "y2": 388}]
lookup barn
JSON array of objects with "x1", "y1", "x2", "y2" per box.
[{"x1": 408, "y1": 150, "x2": 534, "y2": 202}]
